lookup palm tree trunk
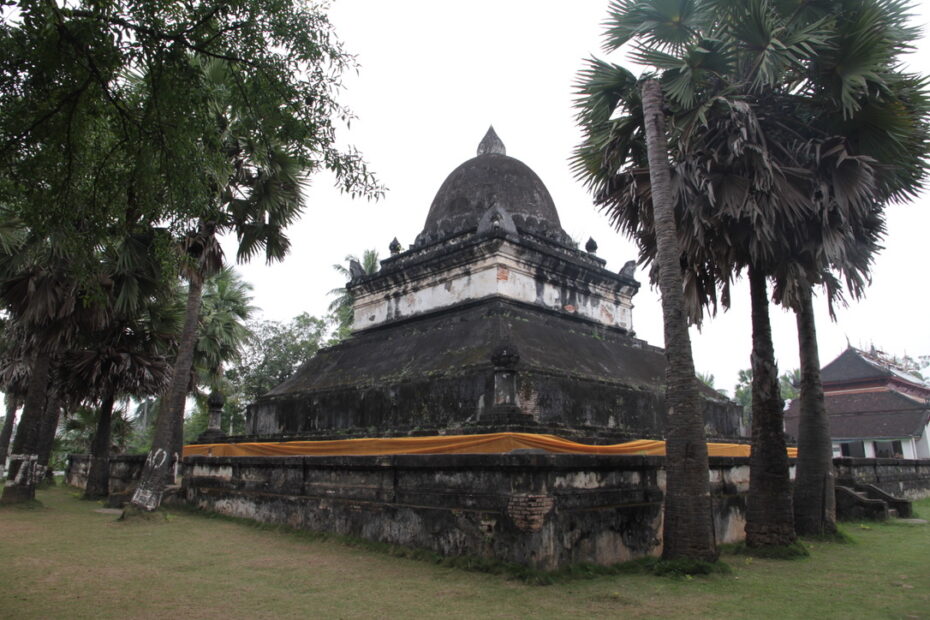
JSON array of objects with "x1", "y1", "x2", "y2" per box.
[
  {"x1": 642, "y1": 79, "x2": 716, "y2": 561},
  {"x1": 745, "y1": 266, "x2": 796, "y2": 547},
  {"x1": 792, "y1": 284, "x2": 836, "y2": 535},
  {"x1": 0, "y1": 349, "x2": 51, "y2": 504},
  {"x1": 129, "y1": 274, "x2": 204, "y2": 512},
  {"x1": 35, "y1": 386, "x2": 62, "y2": 486},
  {"x1": 84, "y1": 391, "x2": 116, "y2": 499},
  {"x1": 0, "y1": 397, "x2": 18, "y2": 479}
]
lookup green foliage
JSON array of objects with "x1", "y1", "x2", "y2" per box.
[
  {"x1": 52, "y1": 402, "x2": 138, "y2": 468},
  {"x1": 697, "y1": 371, "x2": 715, "y2": 388},
  {"x1": 328, "y1": 250, "x2": 381, "y2": 340},
  {"x1": 733, "y1": 368, "x2": 753, "y2": 411},
  {"x1": 733, "y1": 367, "x2": 800, "y2": 413},
  {"x1": 218, "y1": 311, "x2": 330, "y2": 431},
  {"x1": 194, "y1": 268, "x2": 255, "y2": 391},
  {"x1": 226, "y1": 313, "x2": 330, "y2": 404},
  {"x1": 183, "y1": 399, "x2": 210, "y2": 445},
  {"x1": 0, "y1": 0, "x2": 383, "y2": 278},
  {"x1": 574, "y1": 0, "x2": 930, "y2": 321}
]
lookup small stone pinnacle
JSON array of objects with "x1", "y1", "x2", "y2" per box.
[{"x1": 477, "y1": 126, "x2": 506, "y2": 156}]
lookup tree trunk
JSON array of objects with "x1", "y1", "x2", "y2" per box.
[
  {"x1": 129, "y1": 275, "x2": 204, "y2": 512},
  {"x1": 35, "y1": 386, "x2": 62, "y2": 487},
  {"x1": 84, "y1": 391, "x2": 116, "y2": 499},
  {"x1": 0, "y1": 397, "x2": 18, "y2": 479},
  {"x1": 1, "y1": 349, "x2": 52, "y2": 504},
  {"x1": 641, "y1": 79, "x2": 717, "y2": 561},
  {"x1": 792, "y1": 284, "x2": 836, "y2": 535},
  {"x1": 745, "y1": 266, "x2": 796, "y2": 547}
]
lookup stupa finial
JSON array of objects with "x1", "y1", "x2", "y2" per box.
[{"x1": 477, "y1": 126, "x2": 505, "y2": 156}]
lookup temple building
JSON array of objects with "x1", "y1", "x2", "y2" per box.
[
  {"x1": 785, "y1": 347, "x2": 930, "y2": 459},
  {"x1": 246, "y1": 128, "x2": 742, "y2": 442}
]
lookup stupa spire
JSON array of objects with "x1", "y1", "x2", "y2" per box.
[{"x1": 477, "y1": 126, "x2": 505, "y2": 156}]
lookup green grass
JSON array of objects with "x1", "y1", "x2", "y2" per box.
[{"x1": 1, "y1": 486, "x2": 928, "y2": 619}]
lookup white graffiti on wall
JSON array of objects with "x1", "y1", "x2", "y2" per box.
[
  {"x1": 4, "y1": 454, "x2": 41, "y2": 487},
  {"x1": 145, "y1": 448, "x2": 168, "y2": 469}
]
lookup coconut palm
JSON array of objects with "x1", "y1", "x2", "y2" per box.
[
  {"x1": 574, "y1": 0, "x2": 928, "y2": 545},
  {"x1": 194, "y1": 268, "x2": 255, "y2": 392},
  {"x1": 187, "y1": 268, "x2": 255, "y2": 441}
]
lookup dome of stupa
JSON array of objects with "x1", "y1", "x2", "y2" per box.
[{"x1": 417, "y1": 127, "x2": 570, "y2": 245}]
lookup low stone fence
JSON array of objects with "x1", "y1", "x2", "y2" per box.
[
  {"x1": 65, "y1": 454, "x2": 147, "y2": 495},
  {"x1": 182, "y1": 453, "x2": 751, "y2": 570},
  {"x1": 834, "y1": 457, "x2": 930, "y2": 499},
  {"x1": 63, "y1": 451, "x2": 930, "y2": 569},
  {"x1": 65, "y1": 454, "x2": 90, "y2": 488}
]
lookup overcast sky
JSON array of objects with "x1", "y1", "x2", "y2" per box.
[{"x1": 226, "y1": 0, "x2": 930, "y2": 395}]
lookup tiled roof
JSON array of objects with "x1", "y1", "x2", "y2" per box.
[
  {"x1": 821, "y1": 347, "x2": 928, "y2": 389},
  {"x1": 785, "y1": 388, "x2": 930, "y2": 440}
]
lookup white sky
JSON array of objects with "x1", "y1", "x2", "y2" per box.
[{"x1": 226, "y1": 0, "x2": 930, "y2": 396}]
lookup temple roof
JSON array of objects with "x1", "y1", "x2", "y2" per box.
[
  {"x1": 417, "y1": 127, "x2": 571, "y2": 246},
  {"x1": 822, "y1": 347, "x2": 930, "y2": 391},
  {"x1": 785, "y1": 388, "x2": 930, "y2": 440}
]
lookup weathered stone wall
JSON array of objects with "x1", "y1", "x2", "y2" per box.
[
  {"x1": 182, "y1": 454, "x2": 751, "y2": 570},
  {"x1": 65, "y1": 454, "x2": 90, "y2": 488},
  {"x1": 247, "y1": 300, "x2": 746, "y2": 442},
  {"x1": 65, "y1": 454, "x2": 147, "y2": 494},
  {"x1": 65, "y1": 451, "x2": 930, "y2": 569},
  {"x1": 247, "y1": 369, "x2": 740, "y2": 444},
  {"x1": 834, "y1": 457, "x2": 930, "y2": 499}
]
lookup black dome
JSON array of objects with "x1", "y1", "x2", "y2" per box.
[{"x1": 417, "y1": 128, "x2": 571, "y2": 246}]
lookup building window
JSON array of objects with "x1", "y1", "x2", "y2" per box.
[
  {"x1": 839, "y1": 441, "x2": 865, "y2": 457},
  {"x1": 873, "y1": 440, "x2": 903, "y2": 459}
]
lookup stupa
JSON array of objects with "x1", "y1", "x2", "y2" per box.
[{"x1": 246, "y1": 128, "x2": 741, "y2": 441}]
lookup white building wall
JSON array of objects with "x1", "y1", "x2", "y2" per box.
[
  {"x1": 352, "y1": 242, "x2": 635, "y2": 332},
  {"x1": 916, "y1": 425, "x2": 930, "y2": 459},
  {"x1": 863, "y1": 441, "x2": 876, "y2": 458}
]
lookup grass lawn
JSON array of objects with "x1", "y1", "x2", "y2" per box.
[{"x1": 1, "y1": 485, "x2": 928, "y2": 619}]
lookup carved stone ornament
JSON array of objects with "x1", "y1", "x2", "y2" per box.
[{"x1": 490, "y1": 343, "x2": 520, "y2": 369}]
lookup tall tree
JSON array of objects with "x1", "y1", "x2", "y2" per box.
[
  {"x1": 641, "y1": 79, "x2": 717, "y2": 561},
  {"x1": 227, "y1": 312, "x2": 330, "y2": 405},
  {"x1": 574, "y1": 0, "x2": 928, "y2": 546},
  {"x1": 1, "y1": 1, "x2": 382, "y2": 505},
  {"x1": 182, "y1": 268, "x2": 254, "y2": 445},
  {"x1": 129, "y1": 54, "x2": 379, "y2": 513},
  {"x1": 0, "y1": 237, "x2": 112, "y2": 503}
]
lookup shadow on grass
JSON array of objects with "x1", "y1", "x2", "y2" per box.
[
  {"x1": 802, "y1": 527, "x2": 856, "y2": 544},
  {"x1": 0, "y1": 498, "x2": 45, "y2": 511},
  {"x1": 720, "y1": 540, "x2": 810, "y2": 560}
]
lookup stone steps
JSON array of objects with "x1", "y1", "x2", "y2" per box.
[{"x1": 835, "y1": 483, "x2": 912, "y2": 521}]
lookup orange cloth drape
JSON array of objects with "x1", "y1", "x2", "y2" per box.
[{"x1": 184, "y1": 432, "x2": 796, "y2": 458}]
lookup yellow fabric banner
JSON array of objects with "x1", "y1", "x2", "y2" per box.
[{"x1": 184, "y1": 432, "x2": 797, "y2": 459}]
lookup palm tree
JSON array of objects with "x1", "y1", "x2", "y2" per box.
[
  {"x1": 0, "y1": 237, "x2": 110, "y2": 504},
  {"x1": 574, "y1": 0, "x2": 928, "y2": 545},
  {"x1": 0, "y1": 321, "x2": 29, "y2": 479},
  {"x1": 188, "y1": 268, "x2": 255, "y2": 441},
  {"x1": 66, "y1": 305, "x2": 178, "y2": 499},
  {"x1": 641, "y1": 78, "x2": 716, "y2": 561},
  {"x1": 129, "y1": 59, "x2": 311, "y2": 513},
  {"x1": 327, "y1": 249, "x2": 380, "y2": 339},
  {"x1": 194, "y1": 268, "x2": 255, "y2": 392}
]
